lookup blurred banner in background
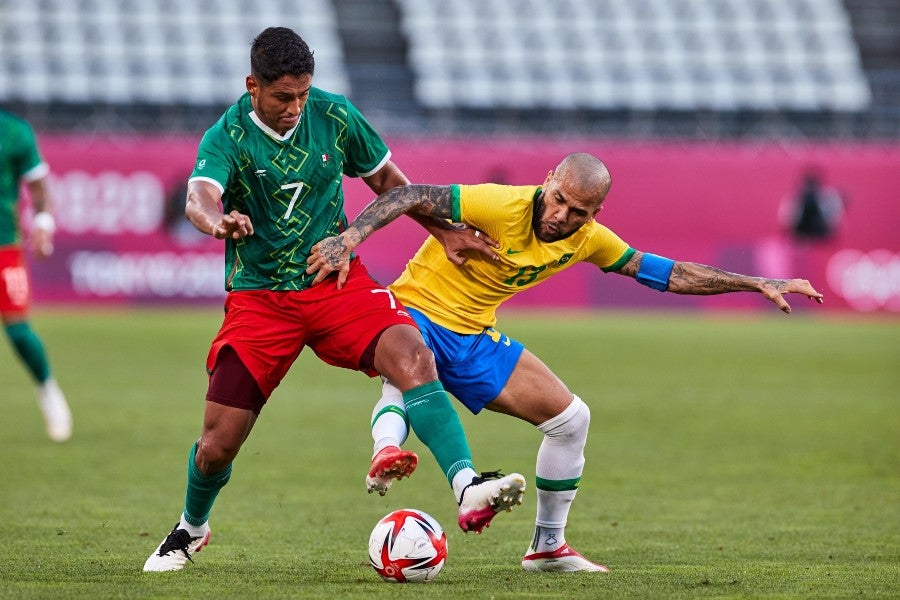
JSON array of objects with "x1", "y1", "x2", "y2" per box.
[{"x1": 28, "y1": 135, "x2": 899, "y2": 313}]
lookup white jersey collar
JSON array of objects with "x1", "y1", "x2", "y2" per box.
[{"x1": 248, "y1": 110, "x2": 301, "y2": 141}]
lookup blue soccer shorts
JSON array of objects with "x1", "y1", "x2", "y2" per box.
[{"x1": 406, "y1": 306, "x2": 525, "y2": 414}]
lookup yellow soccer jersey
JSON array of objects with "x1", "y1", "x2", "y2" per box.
[{"x1": 391, "y1": 183, "x2": 634, "y2": 333}]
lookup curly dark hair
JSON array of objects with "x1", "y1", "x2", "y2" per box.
[{"x1": 250, "y1": 27, "x2": 315, "y2": 85}]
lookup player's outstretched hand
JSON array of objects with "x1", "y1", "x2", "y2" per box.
[
  {"x1": 761, "y1": 278, "x2": 824, "y2": 314},
  {"x1": 306, "y1": 234, "x2": 352, "y2": 288},
  {"x1": 436, "y1": 223, "x2": 501, "y2": 266},
  {"x1": 212, "y1": 210, "x2": 254, "y2": 240}
]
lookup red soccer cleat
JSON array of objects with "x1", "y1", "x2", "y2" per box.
[
  {"x1": 366, "y1": 446, "x2": 418, "y2": 496},
  {"x1": 521, "y1": 543, "x2": 609, "y2": 572}
]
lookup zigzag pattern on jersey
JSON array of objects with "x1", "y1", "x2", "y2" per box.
[{"x1": 324, "y1": 102, "x2": 349, "y2": 163}]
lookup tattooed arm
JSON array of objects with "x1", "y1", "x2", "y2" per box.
[
  {"x1": 615, "y1": 250, "x2": 824, "y2": 314},
  {"x1": 357, "y1": 186, "x2": 500, "y2": 267},
  {"x1": 338, "y1": 184, "x2": 454, "y2": 247},
  {"x1": 306, "y1": 185, "x2": 458, "y2": 287},
  {"x1": 362, "y1": 164, "x2": 499, "y2": 267}
]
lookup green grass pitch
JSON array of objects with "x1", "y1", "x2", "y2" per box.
[{"x1": 0, "y1": 308, "x2": 897, "y2": 599}]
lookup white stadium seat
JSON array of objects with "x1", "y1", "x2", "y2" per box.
[
  {"x1": 396, "y1": 0, "x2": 870, "y2": 112},
  {"x1": 0, "y1": 0, "x2": 872, "y2": 114},
  {"x1": 0, "y1": 0, "x2": 350, "y2": 104}
]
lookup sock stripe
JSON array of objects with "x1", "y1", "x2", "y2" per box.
[
  {"x1": 536, "y1": 476, "x2": 580, "y2": 492},
  {"x1": 370, "y1": 404, "x2": 409, "y2": 429},
  {"x1": 446, "y1": 459, "x2": 475, "y2": 483},
  {"x1": 402, "y1": 381, "x2": 445, "y2": 408},
  {"x1": 404, "y1": 390, "x2": 445, "y2": 410}
]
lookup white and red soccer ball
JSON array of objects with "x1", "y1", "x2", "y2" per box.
[{"x1": 368, "y1": 508, "x2": 447, "y2": 583}]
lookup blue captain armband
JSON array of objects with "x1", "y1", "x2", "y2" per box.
[{"x1": 636, "y1": 253, "x2": 675, "y2": 291}]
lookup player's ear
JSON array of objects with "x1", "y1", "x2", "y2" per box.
[{"x1": 246, "y1": 75, "x2": 258, "y2": 95}]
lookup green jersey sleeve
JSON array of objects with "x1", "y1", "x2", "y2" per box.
[
  {"x1": 190, "y1": 122, "x2": 237, "y2": 191},
  {"x1": 342, "y1": 99, "x2": 390, "y2": 178},
  {"x1": 15, "y1": 124, "x2": 44, "y2": 180}
]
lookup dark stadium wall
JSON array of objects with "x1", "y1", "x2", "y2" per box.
[{"x1": 27, "y1": 135, "x2": 900, "y2": 313}]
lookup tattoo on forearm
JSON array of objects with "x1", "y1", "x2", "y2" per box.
[
  {"x1": 668, "y1": 262, "x2": 762, "y2": 295},
  {"x1": 409, "y1": 185, "x2": 453, "y2": 219},
  {"x1": 350, "y1": 185, "x2": 453, "y2": 242},
  {"x1": 766, "y1": 279, "x2": 788, "y2": 293},
  {"x1": 619, "y1": 254, "x2": 640, "y2": 277}
]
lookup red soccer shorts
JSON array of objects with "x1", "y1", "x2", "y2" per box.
[
  {"x1": 206, "y1": 257, "x2": 418, "y2": 399},
  {"x1": 0, "y1": 246, "x2": 30, "y2": 317}
]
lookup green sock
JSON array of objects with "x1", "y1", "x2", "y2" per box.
[
  {"x1": 403, "y1": 381, "x2": 474, "y2": 485},
  {"x1": 4, "y1": 322, "x2": 50, "y2": 383},
  {"x1": 183, "y1": 441, "x2": 232, "y2": 527}
]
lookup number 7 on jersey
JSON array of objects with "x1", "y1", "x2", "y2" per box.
[{"x1": 281, "y1": 182, "x2": 304, "y2": 220}]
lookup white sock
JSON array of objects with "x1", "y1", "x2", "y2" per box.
[
  {"x1": 530, "y1": 525, "x2": 566, "y2": 553},
  {"x1": 37, "y1": 378, "x2": 65, "y2": 404},
  {"x1": 38, "y1": 377, "x2": 58, "y2": 394},
  {"x1": 371, "y1": 380, "x2": 409, "y2": 457},
  {"x1": 452, "y1": 468, "x2": 480, "y2": 503},
  {"x1": 533, "y1": 396, "x2": 590, "y2": 538},
  {"x1": 179, "y1": 514, "x2": 207, "y2": 537}
]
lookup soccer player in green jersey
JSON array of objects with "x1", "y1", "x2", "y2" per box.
[
  {"x1": 143, "y1": 27, "x2": 525, "y2": 572},
  {"x1": 0, "y1": 110, "x2": 72, "y2": 443},
  {"x1": 307, "y1": 152, "x2": 825, "y2": 572}
]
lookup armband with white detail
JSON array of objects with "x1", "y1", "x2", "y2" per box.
[
  {"x1": 33, "y1": 212, "x2": 56, "y2": 234},
  {"x1": 636, "y1": 253, "x2": 675, "y2": 291}
]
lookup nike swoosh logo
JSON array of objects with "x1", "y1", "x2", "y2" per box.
[{"x1": 506, "y1": 248, "x2": 522, "y2": 254}]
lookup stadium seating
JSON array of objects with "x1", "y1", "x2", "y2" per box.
[
  {"x1": 0, "y1": 0, "x2": 350, "y2": 104},
  {"x1": 396, "y1": 0, "x2": 871, "y2": 112},
  {"x1": 0, "y1": 0, "x2": 886, "y2": 131}
]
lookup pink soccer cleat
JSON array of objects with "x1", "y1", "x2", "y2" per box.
[{"x1": 457, "y1": 470, "x2": 526, "y2": 533}]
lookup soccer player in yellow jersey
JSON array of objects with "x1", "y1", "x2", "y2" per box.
[{"x1": 307, "y1": 152, "x2": 824, "y2": 572}]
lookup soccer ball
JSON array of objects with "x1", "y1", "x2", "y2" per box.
[{"x1": 368, "y1": 508, "x2": 447, "y2": 583}]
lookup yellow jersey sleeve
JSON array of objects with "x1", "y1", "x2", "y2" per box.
[{"x1": 391, "y1": 184, "x2": 632, "y2": 333}]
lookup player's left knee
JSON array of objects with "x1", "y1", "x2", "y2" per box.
[
  {"x1": 538, "y1": 395, "x2": 590, "y2": 444},
  {"x1": 408, "y1": 344, "x2": 438, "y2": 379},
  {"x1": 378, "y1": 340, "x2": 438, "y2": 387},
  {"x1": 195, "y1": 436, "x2": 239, "y2": 474}
]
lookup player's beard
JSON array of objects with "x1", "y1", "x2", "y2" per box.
[{"x1": 532, "y1": 193, "x2": 571, "y2": 243}]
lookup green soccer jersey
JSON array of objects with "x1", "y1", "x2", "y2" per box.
[
  {"x1": 190, "y1": 89, "x2": 391, "y2": 291},
  {"x1": 0, "y1": 111, "x2": 48, "y2": 246}
]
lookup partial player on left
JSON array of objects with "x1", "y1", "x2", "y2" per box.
[{"x1": 0, "y1": 109, "x2": 72, "y2": 442}]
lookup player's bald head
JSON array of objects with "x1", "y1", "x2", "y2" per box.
[{"x1": 555, "y1": 153, "x2": 612, "y2": 206}]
